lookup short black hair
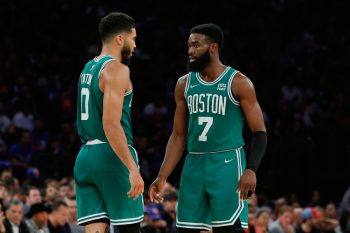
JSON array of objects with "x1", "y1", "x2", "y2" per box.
[
  {"x1": 99, "y1": 12, "x2": 135, "y2": 42},
  {"x1": 190, "y1": 23, "x2": 224, "y2": 52}
]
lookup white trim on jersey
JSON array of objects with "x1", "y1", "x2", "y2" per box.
[
  {"x1": 94, "y1": 54, "x2": 112, "y2": 62},
  {"x1": 176, "y1": 219, "x2": 211, "y2": 231},
  {"x1": 78, "y1": 212, "x2": 108, "y2": 222},
  {"x1": 109, "y1": 214, "x2": 144, "y2": 225},
  {"x1": 97, "y1": 58, "x2": 116, "y2": 80},
  {"x1": 227, "y1": 70, "x2": 240, "y2": 106},
  {"x1": 124, "y1": 88, "x2": 133, "y2": 96},
  {"x1": 182, "y1": 73, "x2": 191, "y2": 97},
  {"x1": 129, "y1": 145, "x2": 139, "y2": 166},
  {"x1": 196, "y1": 66, "x2": 230, "y2": 85},
  {"x1": 211, "y1": 148, "x2": 245, "y2": 227}
]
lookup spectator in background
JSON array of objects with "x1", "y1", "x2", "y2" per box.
[
  {"x1": 24, "y1": 167, "x2": 43, "y2": 187},
  {"x1": 3, "y1": 200, "x2": 30, "y2": 233},
  {"x1": 12, "y1": 104, "x2": 34, "y2": 132},
  {"x1": 142, "y1": 204, "x2": 167, "y2": 233},
  {"x1": 9, "y1": 131, "x2": 34, "y2": 165},
  {"x1": 295, "y1": 208, "x2": 320, "y2": 233},
  {"x1": 0, "y1": 201, "x2": 5, "y2": 233},
  {"x1": 310, "y1": 207, "x2": 326, "y2": 232},
  {"x1": 1, "y1": 166, "x2": 13, "y2": 181},
  {"x1": 25, "y1": 202, "x2": 50, "y2": 233},
  {"x1": 293, "y1": 208, "x2": 304, "y2": 230},
  {"x1": 68, "y1": 178, "x2": 76, "y2": 197},
  {"x1": 249, "y1": 194, "x2": 259, "y2": 215},
  {"x1": 247, "y1": 195, "x2": 260, "y2": 233},
  {"x1": 58, "y1": 183, "x2": 72, "y2": 199},
  {"x1": 47, "y1": 199, "x2": 71, "y2": 233},
  {"x1": 253, "y1": 208, "x2": 271, "y2": 233},
  {"x1": 269, "y1": 205, "x2": 295, "y2": 233},
  {"x1": 0, "y1": 181, "x2": 9, "y2": 205},
  {"x1": 65, "y1": 195, "x2": 84, "y2": 233},
  {"x1": 161, "y1": 192, "x2": 178, "y2": 233},
  {"x1": 9, "y1": 131, "x2": 35, "y2": 181},
  {"x1": 44, "y1": 183, "x2": 59, "y2": 206},
  {"x1": 0, "y1": 103, "x2": 11, "y2": 134},
  {"x1": 31, "y1": 118, "x2": 49, "y2": 153},
  {"x1": 246, "y1": 207, "x2": 271, "y2": 233},
  {"x1": 274, "y1": 198, "x2": 288, "y2": 220},
  {"x1": 319, "y1": 203, "x2": 342, "y2": 233},
  {"x1": 23, "y1": 186, "x2": 42, "y2": 216}
]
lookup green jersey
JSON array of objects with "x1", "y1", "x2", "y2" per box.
[
  {"x1": 184, "y1": 66, "x2": 244, "y2": 153},
  {"x1": 77, "y1": 55, "x2": 134, "y2": 145}
]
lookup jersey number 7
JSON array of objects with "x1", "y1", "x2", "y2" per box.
[{"x1": 198, "y1": 116, "x2": 213, "y2": 142}]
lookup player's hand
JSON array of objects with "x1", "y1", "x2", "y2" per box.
[
  {"x1": 149, "y1": 177, "x2": 166, "y2": 203},
  {"x1": 237, "y1": 169, "x2": 256, "y2": 200},
  {"x1": 127, "y1": 169, "x2": 144, "y2": 200}
]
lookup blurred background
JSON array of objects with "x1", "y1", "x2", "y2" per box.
[{"x1": 0, "y1": 0, "x2": 350, "y2": 232}]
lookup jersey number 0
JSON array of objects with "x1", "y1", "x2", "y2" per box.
[{"x1": 81, "y1": 88, "x2": 89, "y2": 120}]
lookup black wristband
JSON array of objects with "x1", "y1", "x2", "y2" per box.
[{"x1": 246, "y1": 131, "x2": 267, "y2": 173}]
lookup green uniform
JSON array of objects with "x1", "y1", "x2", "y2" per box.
[
  {"x1": 74, "y1": 55, "x2": 143, "y2": 225},
  {"x1": 177, "y1": 66, "x2": 248, "y2": 230}
]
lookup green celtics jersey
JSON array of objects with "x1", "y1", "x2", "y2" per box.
[
  {"x1": 184, "y1": 66, "x2": 244, "y2": 153},
  {"x1": 77, "y1": 55, "x2": 134, "y2": 145}
]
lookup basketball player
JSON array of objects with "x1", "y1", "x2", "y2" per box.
[
  {"x1": 74, "y1": 12, "x2": 144, "y2": 233},
  {"x1": 149, "y1": 23, "x2": 267, "y2": 233}
]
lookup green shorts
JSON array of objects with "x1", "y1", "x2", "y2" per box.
[
  {"x1": 74, "y1": 143, "x2": 143, "y2": 225},
  {"x1": 176, "y1": 148, "x2": 248, "y2": 231}
]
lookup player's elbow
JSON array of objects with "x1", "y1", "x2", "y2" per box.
[
  {"x1": 102, "y1": 117, "x2": 119, "y2": 135},
  {"x1": 172, "y1": 129, "x2": 187, "y2": 142}
]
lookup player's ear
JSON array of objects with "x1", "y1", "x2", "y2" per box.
[
  {"x1": 114, "y1": 34, "x2": 124, "y2": 46},
  {"x1": 209, "y1": 43, "x2": 218, "y2": 55}
]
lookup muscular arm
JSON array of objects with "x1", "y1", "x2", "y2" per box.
[
  {"x1": 233, "y1": 73, "x2": 267, "y2": 199},
  {"x1": 233, "y1": 73, "x2": 266, "y2": 134},
  {"x1": 149, "y1": 76, "x2": 188, "y2": 202},
  {"x1": 100, "y1": 61, "x2": 143, "y2": 199},
  {"x1": 158, "y1": 77, "x2": 188, "y2": 179}
]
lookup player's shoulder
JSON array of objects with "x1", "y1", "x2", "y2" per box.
[
  {"x1": 173, "y1": 73, "x2": 190, "y2": 95},
  {"x1": 105, "y1": 60, "x2": 129, "y2": 73},
  {"x1": 233, "y1": 71, "x2": 253, "y2": 86},
  {"x1": 231, "y1": 71, "x2": 255, "y2": 96},
  {"x1": 100, "y1": 61, "x2": 130, "y2": 87},
  {"x1": 100, "y1": 61, "x2": 130, "y2": 83},
  {"x1": 177, "y1": 73, "x2": 190, "y2": 85}
]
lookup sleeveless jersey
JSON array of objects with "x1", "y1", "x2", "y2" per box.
[
  {"x1": 184, "y1": 66, "x2": 244, "y2": 153},
  {"x1": 77, "y1": 55, "x2": 134, "y2": 145}
]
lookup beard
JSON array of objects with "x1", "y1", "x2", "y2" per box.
[
  {"x1": 121, "y1": 42, "x2": 132, "y2": 65},
  {"x1": 187, "y1": 50, "x2": 211, "y2": 72}
]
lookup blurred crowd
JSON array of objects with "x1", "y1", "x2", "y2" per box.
[
  {"x1": 1, "y1": 167, "x2": 350, "y2": 233},
  {"x1": 0, "y1": 0, "x2": 350, "y2": 232}
]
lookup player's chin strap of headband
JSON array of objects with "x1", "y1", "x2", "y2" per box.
[{"x1": 246, "y1": 131, "x2": 267, "y2": 173}]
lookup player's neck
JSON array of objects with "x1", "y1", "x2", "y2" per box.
[
  {"x1": 100, "y1": 44, "x2": 122, "y2": 62},
  {"x1": 199, "y1": 62, "x2": 226, "y2": 82}
]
